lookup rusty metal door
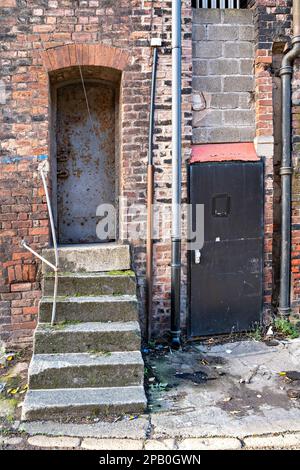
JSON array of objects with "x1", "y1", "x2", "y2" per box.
[
  {"x1": 56, "y1": 81, "x2": 115, "y2": 244},
  {"x1": 189, "y1": 161, "x2": 264, "y2": 336}
]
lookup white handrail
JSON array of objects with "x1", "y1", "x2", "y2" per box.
[{"x1": 21, "y1": 169, "x2": 59, "y2": 325}]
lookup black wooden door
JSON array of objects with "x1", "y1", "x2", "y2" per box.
[{"x1": 189, "y1": 161, "x2": 264, "y2": 336}]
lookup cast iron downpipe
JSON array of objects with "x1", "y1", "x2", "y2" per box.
[
  {"x1": 171, "y1": 0, "x2": 182, "y2": 346},
  {"x1": 279, "y1": 0, "x2": 300, "y2": 317},
  {"x1": 146, "y1": 46, "x2": 159, "y2": 342}
]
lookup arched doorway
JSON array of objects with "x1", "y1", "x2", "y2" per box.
[{"x1": 50, "y1": 70, "x2": 120, "y2": 244}]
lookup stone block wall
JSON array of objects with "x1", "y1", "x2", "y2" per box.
[{"x1": 192, "y1": 8, "x2": 255, "y2": 144}]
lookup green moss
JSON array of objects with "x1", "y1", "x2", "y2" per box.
[
  {"x1": 107, "y1": 270, "x2": 134, "y2": 276},
  {"x1": 88, "y1": 350, "x2": 112, "y2": 357},
  {"x1": 274, "y1": 318, "x2": 299, "y2": 339},
  {"x1": 52, "y1": 320, "x2": 81, "y2": 330}
]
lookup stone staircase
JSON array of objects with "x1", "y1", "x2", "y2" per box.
[{"x1": 22, "y1": 244, "x2": 146, "y2": 421}]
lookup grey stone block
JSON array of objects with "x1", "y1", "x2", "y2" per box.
[
  {"x1": 240, "y1": 59, "x2": 254, "y2": 75},
  {"x1": 29, "y1": 351, "x2": 144, "y2": 389},
  {"x1": 42, "y1": 244, "x2": 131, "y2": 273},
  {"x1": 39, "y1": 295, "x2": 138, "y2": 323},
  {"x1": 239, "y1": 92, "x2": 254, "y2": 109},
  {"x1": 20, "y1": 417, "x2": 150, "y2": 439},
  {"x1": 193, "y1": 41, "x2": 222, "y2": 59},
  {"x1": 222, "y1": 9, "x2": 253, "y2": 25},
  {"x1": 193, "y1": 60, "x2": 208, "y2": 76},
  {"x1": 239, "y1": 126, "x2": 255, "y2": 141},
  {"x1": 206, "y1": 127, "x2": 240, "y2": 143},
  {"x1": 21, "y1": 386, "x2": 147, "y2": 420},
  {"x1": 193, "y1": 110, "x2": 222, "y2": 128},
  {"x1": 223, "y1": 42, "x2": 254, "y2": 59},
  {"x1": 192, "y1": 127, "x2": 207, "y2": 145},
  {"x1": 193, "y1": 8, "x2": 221, "y2": 24},
  {"x1": 207, "y1": 25, "x2": 238, "y2": 41},
  {"x1": 43, "y1": 272, "x2": 136, "y2": 297},
  {"x1": 239, "y1": 25, "x2": 255, "y2": 41},
  {"x1": 223, "y1": 76, "x2": 254, "y2": 93},
  {"x1": 193, "y1": 76, "x2": 222, "y2": 93},
  {"x1": 210, "y1": 93, "x2": 240, "y2": 109},
  {"x1": 34, "y1": 321, "x2": 141, "y2": 354},
  {"x1": 192, "y1": 24, "x2": 206, "y2": 41},
  {"x1": 208, "y1": 59, "x2": 239, "y2": 76},
  {"x1": 223, "y1": 109, "x2": 255, "y2": 126}
]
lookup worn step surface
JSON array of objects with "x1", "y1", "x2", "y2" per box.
[
  {"x1": 21, "y1": 386, "x2": 147, "y2": 421},
  {"x1": 39, "y1": 295, "x2": 138, "y2": 323},
  {"x1": 34, "y1": 321, "x2": 142, "y2": 354},
  {"x1": 43, "y1": 272, "x2": 136, "y2": 297},
  {"x1": 42, "y1": 244, "x2": 130, "y2": 273},
  {"x1": 29, "y1": 352, "x2": 144, "y2": 389}
]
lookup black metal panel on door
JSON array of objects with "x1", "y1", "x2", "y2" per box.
[{"x1": 189, "y1": 161, "x2": 264, "y2": 336}]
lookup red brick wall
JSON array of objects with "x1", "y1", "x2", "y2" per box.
[
  {"x1": 0, "y1": 0, "x2": 192, "y2": 346},
  {"x1": 291, "y1": 59, "x2": 300, "y2": 318},
  {"x1": 251, "y1": 0, "x2": 292, "y2": 320}
]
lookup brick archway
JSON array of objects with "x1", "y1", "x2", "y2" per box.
[{"x1": 40, "y1": 43, "x2": 130, "y2": 72}]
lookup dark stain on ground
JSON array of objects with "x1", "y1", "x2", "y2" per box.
[{"x1": 217, "y1": 381, "x2": 296, "y2": 417}]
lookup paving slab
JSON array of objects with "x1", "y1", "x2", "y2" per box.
[
  {"x1": 244, "y1": 433, "x2": 300, "y2": 449},
  {"x1": 144, "y1": 439, "x2": 176, "y2": 450},
  {"x1": 0, "y1": 436, "x2": 24, "y2": 446},
  {"x1": 178, "y1": 437, "x2": 242, "y2": 450},
  {"x1": 148, "y1": 339, "x2": 300, "y2": 441},
  {"x1": 20, "y1": 416, "x2": 149, "y2": 439},
  {"x1": 81, "y1": 438, "x2": 143, "y2": 450},
  {"x1": 27, "y1": 435, "x2": 80, "y2": 448}
]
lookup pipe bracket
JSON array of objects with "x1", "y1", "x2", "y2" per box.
[{"x1": 280, "y1": 166, "x2": 293, "y2": 175}]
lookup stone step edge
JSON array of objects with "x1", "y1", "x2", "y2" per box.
[
  {"x1": 40, "y1": 295, "x2": 138, "y2": 304},
  {"x1": 29, "y1": 351, "x2": 144, "y2": 372}
]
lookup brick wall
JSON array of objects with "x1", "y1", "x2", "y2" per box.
[
  {"x1": 0, "y1": 0, "x2": 192, "y2": 346},
  {"x1": 1, "y1": 0, "x2": 300, "y2": 347},
  {"x1": 252, "y1": 0, "x2": 291, "y2": 319},
  {"x1": 192, "y1": 8, "x2": 255, "y2": 144}
]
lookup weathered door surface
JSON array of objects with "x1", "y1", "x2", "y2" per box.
[
  {"x1": 189, "y1": 161, "x2": 263, "y2": 336},
  {"x1": 56, "y1": 81, "x2": 115, "y2": 244}
]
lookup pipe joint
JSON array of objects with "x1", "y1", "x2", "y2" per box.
[
  {"x1": 279, "y1": 64, "x2": 293, "y2": 76},
  {"x1": 277, "y1": 306, "x2": 291, "y2": 317},
  {"x1": 291, "y1": 34, "x2": 300, "y2": 45},
  {"x1": 280, "y1": 166, "x2": 293, "y2": 175}
]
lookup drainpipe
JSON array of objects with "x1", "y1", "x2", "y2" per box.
[
  {"x1": 146, "y1": 42, "x2": 160, "y2": 342},
  {"x1": 278, "y1": 0, "x2": 300, "y2": 317},
  {"x1": 171, "y1": 0, "x2": 182, "y2": 346}
]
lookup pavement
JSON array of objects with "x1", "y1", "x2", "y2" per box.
[{"x1": 1, "y1": 338, "x2": 300, "y2": 450}]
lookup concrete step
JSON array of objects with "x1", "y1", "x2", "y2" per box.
[
  {"x1": 29, "y1": 352, "x2": 144, "y2": 389},
  {"x1": 42, "y1": 244, "x2": 130, "y2": 273},
  {"x1": 39, "y1": 295, "x2": 138, "y2": 323},
  {"x1": 43, "y1": 272, "x2": 136, "y2": 297},
  {"x1": 34, "y1": 321, "x2": 142, "y2": 354},
  {"x1": 21, "y1": 386, "x2": 147, "y2": 420}
]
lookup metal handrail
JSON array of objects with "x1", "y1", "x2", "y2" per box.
[{"x1": 21, "y1": 168, "x2": 59, "y2": 325}]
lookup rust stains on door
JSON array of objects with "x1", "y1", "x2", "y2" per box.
[{"x1": 56, "y1": 81, "x2": 115, "y2": 244}]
